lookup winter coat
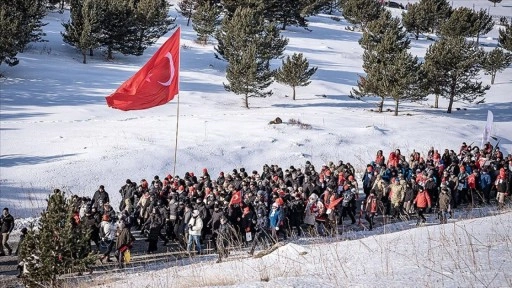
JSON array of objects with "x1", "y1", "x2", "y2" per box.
[
  {"x1": 116, "y1": 227, "x2": 135, "y2": 250},
  {"x1": 0, "y1": 213, "x2": 14, "y2": 233},
  {"x1": 414, "y1": 190, "x2": 432, "y2": 209},
  {"x1": 304, "y1": 201, "x2": 318, "y2": 225},
  {"x1": 168, "y1": 200, "x2": 178, "y2": 220},
  {"x1": 479, "y1": 173, "x2": 492, "y2": 190},
  {"x1": 364, "y1": 194, "x2": 378, "y2": 213},
  {"x1": 438, "y1": 191, "x2": 451, "y2": 212},
  {"x1": 100, "y1": 220, "x2": 117, "y2": 241},
  {"x1": 390, "y1": 182, "x2": 405, "y2": 206},
  {"x1": 188, "y1": 216, "x2": 203, "y2": 236},
  {"x1": 92, "y1": 190, "x2": 110, "y2": 208},
  {"x1": 269, "y1": 207, "x2": 283, "y2": 228}
]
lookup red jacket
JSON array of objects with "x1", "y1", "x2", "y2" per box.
[{"x1": 414, "y1": 190, "x2": 431, "y2": 208}]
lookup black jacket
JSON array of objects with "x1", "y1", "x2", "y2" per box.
[{"x1": 0, "y1": 214, "x2": 14, "y2": 233}]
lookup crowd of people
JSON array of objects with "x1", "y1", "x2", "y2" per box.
[{"x1": 4, "y1": 142, "x2": 511, "y2": 269}]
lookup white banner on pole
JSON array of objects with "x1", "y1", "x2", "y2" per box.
[{"x1": 481, "y1": 110, "x2": 493, "y2": 147}]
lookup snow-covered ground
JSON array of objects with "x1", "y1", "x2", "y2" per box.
[{"x1": 0, "y1": 0, "x2": 511, "y2": 285}]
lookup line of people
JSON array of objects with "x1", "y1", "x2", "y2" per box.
[{"x1": 69, "y1": 142, "x2": 510, "y2": 264}]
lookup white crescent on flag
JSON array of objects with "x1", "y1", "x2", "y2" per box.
[{"x1": 158, "y1": 52, "x2": 175, "y2": 87}]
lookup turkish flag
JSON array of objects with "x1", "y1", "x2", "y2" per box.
[
  {"x1": 105, "y1": 27, "x2": 180, "y2": 111},
  {"x1": 229, "y1": 191, "x2": 242, "y2": 206}
]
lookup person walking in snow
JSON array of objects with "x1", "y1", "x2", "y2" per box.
[
  {"x1": 437, "y1": 186, "x2": 451, "y2": 224},
  {"x1": 187, "y1": 209, "x2": 203, "y2": 255},
  {"x1": 0, "y1": 207, "x2": 15, "y2": 256},
  {"x1": 413, "y1": 186, "x2": 431, "y2": 226}
]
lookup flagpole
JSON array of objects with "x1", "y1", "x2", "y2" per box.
[
  {"x1": 173, "y1": 27, "x2": 182, "y2": 177},
  {"x1": 173, "y1": 93, "x2": 179, "y2": 176}
]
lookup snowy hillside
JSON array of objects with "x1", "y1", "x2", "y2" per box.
[{"x1": 1, "y1": 0, "x2": 511, "y2": 221}]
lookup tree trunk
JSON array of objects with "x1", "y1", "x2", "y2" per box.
[
  {"x1": 89, "y1": 48, "x2": 93, "y2": 57},
  {"x1": 107, "y1": 46, "x2": 113, "y2": 60},
  {"x1": 394, "y1": 99, "x2": 399, "y2": 116},
  {"x1": 434, "y1": 94, "x2": 439, "y2": 108},
  {"x1": 187, "y1": 16, "x2": 191, "y2": 26},
  {"x1": 292, "y1": 86, "x2": 296, "y2": 100},
  {"x1": 282, "y1": 18, "x2": 287, "y2": 30},
  {"x1": 244, "y1": 94, "x2": 249, "y2": 109},
  {"x1": 476, "y1": 31, "x2": 480, "y2": 46},
  {"x1": 377, "y1": 97, "x2": 384, "y2": 112},
  {"x1": 82, "y1": 51, "x2": 87, "y2": 64},
  {"x1": 491, "y1": 72, "x2": 496, "y2": 85}
]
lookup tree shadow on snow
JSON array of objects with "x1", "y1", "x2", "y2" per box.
[{"x1": 0, "y1": 153, "x2": 78, "y2": 168}]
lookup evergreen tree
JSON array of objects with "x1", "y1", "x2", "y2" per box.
[
  {"x1": 224, "y1": 45, "x2": 273, "y2": 108},
  {"x1": 62, "y1": 0, "x2": 101, "y2": 64},
  {"x1": 20, "y1": 189, "x2": 95, "y2": 287},
  {"x1": 275, "y1": 53, "x2": 318, "y2": 100},
  {"x1": 471, "y1": 9, "x2": 494, "y2": 45},
  {"x1": 273, "y1": 0, "x2": 308, "y2": 30},
  {"x1": 0, "y1": 0, "x2": 47, "y2": 67},
  {"x1": 489, "y1": 0, "x2": 502, "y2": 7},
  {"x1": 220, "y1": 0, "x2": 265, "y2": 19},
  {"x1": 481, "y1": 47, "x2": 512, "y2": 84},
  {"x1": 0, "y1": 6, "x2": 23, "y2": 67},
  {"x1": 423, "y1": 37, "x2": 489, "y2": 113},
  {"x1": 401, "y1": 2, "x2": 429, "y2": 40},
  {"x1": 439, "y1": 7, "x2": 475, "y2": 38},
  {"x1": 353, "y1": 11, "x2": 424, "y2": 115},
  {"x1": 218, "y1": 7, "x2": 288, "y2": 108},
  {"x1": 215, "y1": 6, "x2": 287, "y2": 64},
  {"x1": 192, "y1": 0, "x2": 221, "y2": 44},
  {"x1": 340, "y1": 0, "x2": 383, "y2": 31},
  {"x1": 418, "y1": 0, "x2": 452, "y2": 34},
  {"x1": 96, "y1": 0, "x2": 135, "y2": 60},
  {"x1": 498, "y1": 19, "x2": 512, "y2": 51},
  {"x1": 178, "y1": 0, "x2": 198, "y2": 26},
  {"x1": 130, "y1": 0, "x2": 174, "y2": 56},
  {"x1": 359, "y1": 11, "x2": 410, "y2": 51}
]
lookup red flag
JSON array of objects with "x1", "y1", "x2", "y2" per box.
[
  {"x1": 327, "y1": 197, "x2": 343, "y2": 210},
  {"x1": 229, "y1": 191, "x2": 242, "y2": 206},
  {"x1": 105, "y1": 27, "x2": 181, "y2": 111}
]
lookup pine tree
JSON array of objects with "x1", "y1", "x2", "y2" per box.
[
  {"x1": 489, "y1": 0, "x2": 502, "y2": 7},
  {"x1": 130, "y1": 0, "x2": 174, "y2": 56},
  {"x1": 62, "y1": 0, "x2": 101, "y2": 64},
  {"x1": 498, "y1": 19, "x2": 512, "y2": 51},
  {"x1": 340, "y1": 0, "x2": 383, "y2": 31},
  {"x1": 224, "y1": 45, "x2": 273, "y2": 108},
  {"x1": 481, "y1": 47, "x2": 512, "y2": 84},
  {"x1": 401, "y1": 2, "x2": 430, "y2": 40},
  {"x1": 423, "y1": 37, "x2": 489, "y2": 113},
  {"x1": 273, "y1": 0, "x2": 308, "y2": 30},
  {"x1": 353, "y1": 11, "x2": 424, "y2": 115},
  {"x1": 218, "y1": 7, "x2": 288, "y2": 108},
  {"x1": 275, "y1": 53, "x2": 318, "y2": 100},
  {"x1": 0, "y1": 0, "x2": 47, "y2": 68},
  {"x1": 20, "y1": 189, "x2": 95, "y2": 287},
  {"x1": 359, "y1": 11, "x2": 410, "y2": 52},
  {"x1": 439, "y1": 7, "x2": 475, "y2": 38},
  {"x1": 178, "y1": 0, "x2": 198, "y2": 26},
  {"x1": 471, "y1": 9, "x2": 494, "y2": 45},
  {"x1": 418, "y1": 0, "x2": 452, "y2": 34},
  {"x1": 215, "y1": 6, "x2": 287, "y2": 64},
  {"x1": 192, "y1": 0, "x2": 221, "y2": 44}
]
